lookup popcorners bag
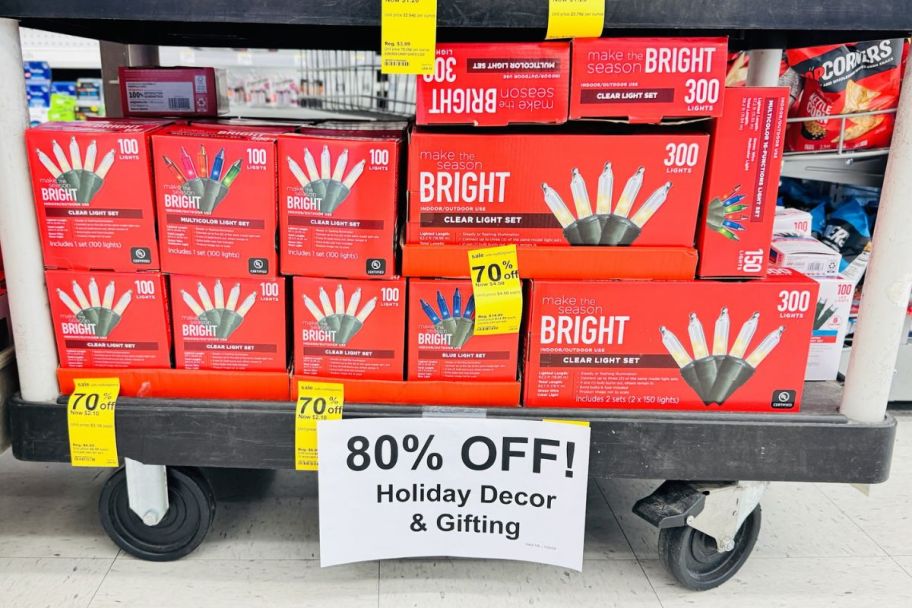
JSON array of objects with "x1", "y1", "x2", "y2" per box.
[{"x1": 786, "y1": 39, "x2": 907, "y2": 152}]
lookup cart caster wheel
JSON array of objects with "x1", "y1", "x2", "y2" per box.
[
  {"x1": 99, "y1": 466, "x2": 215, "y2": 561},
  {"x1": 658, "y1": 505, "x2": 761, "y2": 591}
]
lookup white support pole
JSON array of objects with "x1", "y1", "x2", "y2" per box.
[
  {"x1": 841, "y1": 57, "x2": 912, "y2": 423},
  {"x1": 746, "y1": 49, "x2": 781, "y2": 87},
  {"x1": 0, "y1": 19, "x2": 59, "y2": 402}
]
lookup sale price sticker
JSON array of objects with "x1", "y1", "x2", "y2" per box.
[
  {"x1": 295, "y1": 380, "x2": 344, "y2": 471},
  {"x1": 467, "y1": 244, "x2": 523, "y2": 335},
  {"x1": 67, "y1": 378, "x2": 120, "y2": 468},
  {"x1": 381, "y1": 0, "x2": 437, "y2": 75},
  {"x1": 546, "y1": 0, "x2": 605, "y2": 40},
  {"x1": 318, "y1": 418, "x2": 591, "y2": 570}
]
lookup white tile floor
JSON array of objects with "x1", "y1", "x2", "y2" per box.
[{"x1": 0, "y1": 411, "x2": 910, "y2": 607}]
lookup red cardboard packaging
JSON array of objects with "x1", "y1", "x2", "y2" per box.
[
  {"x1": 278, "y1": 128, "x2": 402, "y2": 278},
  {"x1": 407, "y1": 130, "x2": 709, "y2": 247},
  {"x1": 408, "y1": 279, "x2": 519, "y2": 381},
  {"x1": 696, "y1": 87, "x2": 789, "y2": 277},
  {"x1": 26, "y1": 120, "x2": 168, "y2": 271},
  {"x1": 570, "y1": 37, "x2": 728, "y2": 122},
  {"x1": 170, "y1": 274, "x2": 286, "y2": 371},
  {"x1": 46, "y1": 270, "x2": 171, "y2": 369},
  {"x1": 119, "y1": 67, "x2": 229, "y2": 117},
  {"x1": 523, "y1": 268, "x2": 817, "y2": 411},
  {"x1": 416, "y1": 42, "x2": 570, "y2": 126},
  {"x1": 152, "y1": 125, "x2": 279, "y2": 278},
  {"x1": 293, "y1": 277, "x2": 406, "y2": 379}
]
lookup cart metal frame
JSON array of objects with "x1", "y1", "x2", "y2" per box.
[{"x1": 0, "y1": 0, "x2": 908, "y2": 588}]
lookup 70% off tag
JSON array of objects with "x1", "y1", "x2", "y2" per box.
[{"x1": 467, "y1": 245, "x2": 523, "y2": 335}]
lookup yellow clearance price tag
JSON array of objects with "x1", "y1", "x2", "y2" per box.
[
  {"x1": 67, "y1": 378, "x2": 119, "y2": 468},
  {"x1": 468, "y1": 244, "x2": 523, "y2": 335},
  {"x1": 295, "y1": 380, "x2": 344, "y2": 471},
  {"x1": 381, "y1": 0, "x2": 437, "y2": 75},
  {"x1": 546, "y1": 0, "x2": 605, "y2": 40},
  {"x1": 544, "y1": 419, "x2": 591, "y2": 427}
]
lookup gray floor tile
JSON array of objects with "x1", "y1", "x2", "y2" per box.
[
  {"x1": 0, "y1": 557, "x2": 113, "y2": 608},
  {"x1": 89, "y1": 558, "x2": 378, "y2": 608},
  {"x1": 584, "y1": 481, "x2": 636, "y2": 560},
  {"x1": 893, "y1": 555, "x2": 912, "y2": 578},
  {"x1": 378, "y1": 558, "x2": 662, "y2": 608}
]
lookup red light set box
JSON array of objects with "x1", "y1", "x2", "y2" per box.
[
  {"x1": 119, "y1": 67, "x2": 229, "y2": 117},
  {"x1": 26, "y1": 120, "x2": 168, "y2": 271},
  {"x1": 523, "y1": 268, "x2": 817, "y2": 412},
  {"x1": 278, "y1": 127, "x2": 403, "y2": 278},
  {"x1": 416, "y1": 42, "x2": 570, "y2": 126},
  {"x1": 570, "y1": 37, "x2": 728, "y2": 122},
  {"x1": 407, "y1": 130, "x2": 709, "y2": 247},
  {"x1": 152, "y1": 125, "x2": 279, "y2": 278},
  {"x1": 408, "y1": 279, "x2": 519, "y2": 381},
  {"x1": 170, "y1": 275, "x2": 286, "y2": 371},
  {"x1": 293, "y1": 277, "x2": 406, "y2": 379},
  {"x1": 46, "y1": 270, "x2": 171, "y2": 369},
  {"x1": 696, "y1": 87, "x2": 789, "y2": 278}
]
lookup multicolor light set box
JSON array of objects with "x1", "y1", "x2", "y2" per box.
[
  {"x1": 278, "y1": 127, "x2": 403, "y2": 279},
  {"x1": 696, "y1": 87, "x2": 789, "y2": 278},
  {"x1": 407, "y1": 130, "x2": 709, "y2": 247},
  {"x1": 416, "y1": 42, "x2": 570, "y2": 126},
  {"x1": 26, "y1": 120, "x2": 169, "y2": 271},
  {"x1": 570, "y1": 37, "x2": 728, "y2": 122},
  {"x1": 293, "y1": 277, "x2": 406, "y2": 380},
  {"x1": 170, "y1": 274, "x2": 286, "y2": 372},
  {"x1": 523, "y1": 268, "x2": 817, "y2": 411},
  {"x1": 152, "y1": 125, "x2": 284, "y2": 278},
  {"x1": 46, "y1": 270, "x2": 171, "y2": 369},
  {"x1": 408, "y1": 279, "x2": 519, "y2": 381}
]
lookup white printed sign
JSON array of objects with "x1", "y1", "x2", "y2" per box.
[{"x1": 317, "y1": 418, "x2": 590, "y2": 570}]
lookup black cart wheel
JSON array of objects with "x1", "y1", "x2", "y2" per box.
[
  {"x1": 99, "y1": 466, "x2": 215, "y2": 561},
  {"x1": 658, "y1": 505, "x2": 761, "y2": 591}
]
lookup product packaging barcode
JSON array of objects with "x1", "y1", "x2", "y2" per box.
[
  {"x1": 168, "y1": 97, "x2": 191, "y2": 110},
  {"x1": 806, "y1": 263, "x2": 826, "y2": 273}
]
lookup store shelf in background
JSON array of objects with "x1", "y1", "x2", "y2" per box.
[
  {"x1": 56, "y1": 368, "x2": 289, "y2": 401},
  {"x1": 402, "y1": 244, "x2": 697, "y2": 280},
  {"x1": 781, "y1": 151, "x2": 888, "y2": 187},
  {"x1": 291, "y1": 375, "x2": 521, "y2": 407},
  {"x1": 19, "y1": 27, "x2": 99, "y2": 69}
]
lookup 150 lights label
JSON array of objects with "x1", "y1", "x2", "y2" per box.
[{"x1": 318, "y1": 418, "x2": 590, "y2": 570}]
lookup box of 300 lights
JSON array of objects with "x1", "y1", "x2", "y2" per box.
[
  {"x1": 293, "y1": 277, "x2": 406, "y2": 379},
  {"x1": 169, "y1": 274, "x2": 286, "y2": 371},
  {"x1": 416, "y1": 42, "x2": 570, "y2": 126},
  {"x1": 26, "y1": 120, "x2": 169, "y2": 271},
  {"x1": 406, "y1": 129, "x2": 709, "y2": 247},
  {"x1": 408, "y1": 278, "x2": 519, "y2": 381},
  {"x1": 696, "y1": 87, "x2": 789, "y2": 278},
  {"x1": 45, "y1": 270, "x2": 171, "y2": 369},
  {"x1": 278, "y1": 127, "x2": 403, "y2": 278},
  {"x1": 570, "y1": 37, "x2": 728, "y2": 122},
  {"x1": 152, "y1": 125, "x2": 279, "y2": 278},
  {"x1": 523, "y1": 268, "x2": 817, "y2": 411}
]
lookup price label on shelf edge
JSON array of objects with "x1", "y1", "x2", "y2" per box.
[
  {"x1": 467, "y1": 244, "x2": 523, "y2": 335},
  {"x1": 317, "y1": 417, "x2": 591, "y2": 569},
  {"x1": 67, "y1": 378, "x2": 120, "y2": 468},
  {"x1": 545, "y1": 0, "x2": 605, "y2": 40},
  {"x1": 295, "y1": 380, "x2": 344, "y2": 471},
  {"x1": 380, "y1": 0, "x2": 437, "y2": 75}
]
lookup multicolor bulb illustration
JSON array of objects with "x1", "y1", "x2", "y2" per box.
[
  {"x1": 56, "y1": 277, "x2": 132, "y2": 337},
  {"x1": 181, "y1": 280, "x2": 256, "y2": 340},
  {"x1": 35, "y1": 137, "x2": 115, "y2": 204},
  {"x1": 544, "y1": 163, "x2": 672, "y2": 246},
  {"x1": 705, "y1": 185, "x2": 747, "y2": 241},
  {"x1": 162, "y1": 145, "x2": 242, "y2": 214},
  {"x1": 660, "y1": 307, "x2": 784, "y2": 405},
  {"x1": 302, "y1": 284, "x2": 377, "y2": 345},
  {"x1": 420, "y1": 289, "x2": 475, "y2": 348},
  {"x1": 286, "y1": 145, "x2": 365, "y2": 214}
]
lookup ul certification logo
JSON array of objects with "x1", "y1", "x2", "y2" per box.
[
  {"x1": 366, "y1": 258, "x2": 386, "y2": 276},
  {"x1": 771, "y1": 389, "x2": 796, "y2": 409}
]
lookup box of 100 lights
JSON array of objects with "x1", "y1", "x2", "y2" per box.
[
  {"x1": 26, "y1": 120, "x2": 169, "y2": 271},
  {"x1": 523, "y1": 268, "x2": 817, "y2": 411},
  {"x1": 407, "y1": 130, "x2": 709, "y2": 247}
]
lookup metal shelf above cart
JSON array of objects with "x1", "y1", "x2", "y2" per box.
[
  {"x1": 2, "y1": 1, "x2": 911, "y2": 49},
  {"x1": 7, "y1": 382, "x2": 896, "y2": 484}
]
